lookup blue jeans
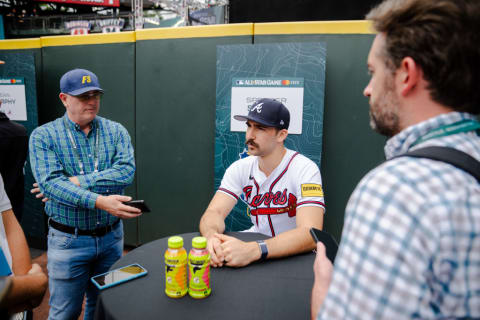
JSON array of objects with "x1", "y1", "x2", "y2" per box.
[{"x1": 47, "y1": 221, "x2": 123, "y2": 320}]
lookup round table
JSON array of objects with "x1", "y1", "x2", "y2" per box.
[{"x1": 95, "y1": 232, "x2": 315, "y2": 320}]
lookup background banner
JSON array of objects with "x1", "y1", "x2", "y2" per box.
[
  {"x1": 0, "y1": 77, "x2": 27, "y2": 121},
  {"x1": 34, "y1": 0, "x2": 120, "y2": 7},
  {"x1": 215, "y1": 42, "x2": 326, "y2": 231}
]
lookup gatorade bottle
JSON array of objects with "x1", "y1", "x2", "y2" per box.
[
  {"x1": 188, "y1": 236, "x2": 211, "y2": 299},
  {"x1": 165, "y1": 236, "x2": 188, "y2": 298}
]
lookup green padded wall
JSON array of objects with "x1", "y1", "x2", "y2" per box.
[
  {"x1": 135, "y1": 34, "x2": 253, "y2": 243},
  {"x1": 1, "y1": 22, "x2": 386, "y2": 246},
  {"x1": 255, "y1": 34, "x2": 386, "y2": 241},
  {"x1": 40, "y1": 41, "x2": 138, "y2": 245}
]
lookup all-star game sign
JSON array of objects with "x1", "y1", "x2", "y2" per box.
[
  {"x1": 231, "y1": 77, "x2": 304, "y2": 134},
  {"x1": 0, "y1": 78, "x2": 27, "y2": 121}
]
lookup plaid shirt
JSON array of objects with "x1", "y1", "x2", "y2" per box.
[
  {"x1": 319, "y1": 112, "x2": 480, "y2": 319},
  {"x1": 29, "y1": 113, "x2": 135, "y2": 230}
]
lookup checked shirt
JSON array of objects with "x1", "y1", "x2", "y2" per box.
[
  {"x1": 29, "y1": 114, "x2": 135, "y2": 230},
  {"x1": 319, "y1": 112, "x2": 480, "y2": 319}
]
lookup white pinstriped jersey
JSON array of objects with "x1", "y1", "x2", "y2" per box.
[{"x1": 218, "y1": 148, "x2": 325, "y2": 237}]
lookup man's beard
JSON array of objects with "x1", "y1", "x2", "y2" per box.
[{"x1": 369, "y1": 77, "x2": 401, "y2": 138}]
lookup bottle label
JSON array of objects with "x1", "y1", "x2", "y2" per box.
[
  {"x1": 165, "y1": 253, "x2": 187, "y2": 298},
  {"x1": 188, "y1": 253, "x2": 211, "y2": 298}
]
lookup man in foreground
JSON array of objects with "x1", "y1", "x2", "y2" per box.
[{"x1": 312, "y1": 0, "x2": 480, "y2": 318}]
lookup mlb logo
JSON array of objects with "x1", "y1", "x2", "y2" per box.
[{"x1": 236, "y1": 80, "x2": 244, "y2": 85}]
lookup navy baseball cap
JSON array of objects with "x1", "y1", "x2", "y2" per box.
[
  {"x1": 60, "y1": 68, "x2": 103, "y2": 96},
  {"x1": 234, "y1": 98, "x2": 290, "y2": 130}
]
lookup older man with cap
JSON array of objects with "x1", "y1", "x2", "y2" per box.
[
  {"x1": 29, "y1": 68, "x2": 141, "y2": 320},
  {"x1": 200, "y1": 98, "x2": 325, "y2": 267}
]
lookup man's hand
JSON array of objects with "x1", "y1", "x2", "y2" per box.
[
  {"x1": 214, "y1": 234, "x2": 261, "y2": 267},
  {"x1": 206, "y1": 233, "x2": 226, "y2": 267},
  {"x1": 25, "y1": 263, "x2": 48, "y2": 309},
  {"x1": 95, "y1": 195, "x2": 142, "y2": 219},
  {"x1": 69, "y1": 176, "x2": 80, "y2": 186},
  {"x1": 3, "y1": 263, "x2": 48, "y2": 314},
  {"x1": 30, "y1": 183, "x2": 48, "y2": 203},
  {"x1": 311, "y1": 242, "x2": 333, "y2": 319}
]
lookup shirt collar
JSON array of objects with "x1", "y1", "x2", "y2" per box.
[
  {"x1": 63, "y1": 113, "x2": 98, "y2": 132},
  {"x1": 384, "y1": 112, "x2": 477, "y2": 159}
]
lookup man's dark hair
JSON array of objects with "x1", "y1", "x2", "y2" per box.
[{"x1": 367, "y1": 0, "x2": 480, "y2": 114}]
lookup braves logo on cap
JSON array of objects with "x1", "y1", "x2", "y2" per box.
[{"x1": 251, "y1": 103, "x2": 264, "y2": 114}]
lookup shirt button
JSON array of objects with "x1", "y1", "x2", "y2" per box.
[{"x1": 89, "y1": 154, "x2": 92, "y2": 157}]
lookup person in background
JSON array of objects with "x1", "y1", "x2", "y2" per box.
[
  {"x1": 29, "y1": 68, "x2": 141, "y2": 320},
  {"x1": 312, "y1": 0, "x2": 480, "y2": 319}
]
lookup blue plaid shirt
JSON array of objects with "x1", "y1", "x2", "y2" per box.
[
  {"x1": 29, "y1": 113, "x2": 135, "y2": 230},
  {"x1": 319, "y1": 112, "x2": 480, "y2": 319}
]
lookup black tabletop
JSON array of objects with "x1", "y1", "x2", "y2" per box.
[{"x1": 95, "y1": 232, "x2": 315, "y2": 320}]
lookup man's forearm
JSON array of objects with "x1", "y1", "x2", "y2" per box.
[
  {"x1": 199, "y1": 210, "x2": 226, "y2": 239},
  {"x1": 3, "y1": 210, "x2": 31, "y2": 275},
  {"x1": 0, "y1": 273, "x2": 48, "y2": 312}
]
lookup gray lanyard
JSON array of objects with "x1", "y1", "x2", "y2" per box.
[{"x1": 64, "y1": 117, "x2": 100, "y2": 175}]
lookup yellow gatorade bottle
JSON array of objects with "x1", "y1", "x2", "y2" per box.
[
  {"x1": 165, "y1": 236, "x2": 188, "y2": 298},
  {"x1": 188, "y1": 236, "x2": 211, "y2": 299}
]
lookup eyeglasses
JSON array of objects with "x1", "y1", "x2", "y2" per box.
[{"x1": 75, "y1": 91, "x2": 103, "y2": 101}]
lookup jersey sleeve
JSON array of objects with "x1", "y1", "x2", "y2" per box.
[
  {"x1": 295, "y1": 158, "x2": 325, "y2": 211},
  {"x1": 218, "y1": 160, "x2": 247, "y2": 201}
]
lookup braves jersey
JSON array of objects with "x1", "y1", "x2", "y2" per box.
[{"x1": 218, "y1": 148, "x2": 325, "y2": 237}]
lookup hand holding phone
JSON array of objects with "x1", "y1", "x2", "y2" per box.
[
  {"x1": 310, "y1": 228, "x2": 339, "y2": 264},
  {"x1": 91, "y1": 263, "x2": 148, "y2": 290},
  {"x1": 124, "y1": 200, "x2": 151, "y2": 213}
]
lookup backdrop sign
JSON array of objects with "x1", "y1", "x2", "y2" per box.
[
  {"x1": 231, "y1": 77, "x2": 304, "y2": 134},
  {"x1": 0, "y1": 78, "x2": 27, "y2": 121},
  {"x1": 34, "y1": 0, "x2": 120, "y2": 6},
  {"x1": 216, "y1": 42, "x2": 326, "y2": 231}
]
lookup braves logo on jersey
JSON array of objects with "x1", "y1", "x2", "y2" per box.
[{"x1": 242, "y1": 186, "x2": 297, "y2": 217}]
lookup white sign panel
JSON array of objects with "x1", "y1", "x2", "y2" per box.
[
  {"x1": 231, "y1": 78, "x2": 304, "y2": 134},
  {"x1": 0, "y1": 78, "x2": 27, "y2": 121}
]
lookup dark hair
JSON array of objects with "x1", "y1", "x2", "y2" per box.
[{"x1": 367, "y1": 0, "x2": 480, "y2": 114}]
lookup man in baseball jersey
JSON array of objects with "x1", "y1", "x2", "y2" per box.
[{"x1": 200, "y1": 98, "x2": 325, "y2": 267}]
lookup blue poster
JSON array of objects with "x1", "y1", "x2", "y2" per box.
[{"x1": 215, "y1": 42, "x2": 327, "y2": 231}]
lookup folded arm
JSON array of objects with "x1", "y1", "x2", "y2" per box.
[
  {"x1": 76, "y1": 125, "x2": 135, "y2": 191},
  {"x1": 29, "y1": 130, "x2": 99, "y2": 209},
  {"x1": 215, "y1": 205, "x2": 324, "y2": 267}
]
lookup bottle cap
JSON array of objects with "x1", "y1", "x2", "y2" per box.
[
  {"x1": 168, "y1": 236, "x2": 184, "y2": 249},
  {"x1": 192, "y1": 236, "x2": 207, "y2": 249}
]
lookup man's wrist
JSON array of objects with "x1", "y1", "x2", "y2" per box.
[{"x1": 256, "y1": 240, "x2": 268, "y2": 261}]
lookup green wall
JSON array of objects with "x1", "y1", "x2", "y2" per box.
[
  {"x1": 255, "y1": 33, "x2": 385, "y2": 241},
  {"x1": 0, "y1": 23, "x2": 385, "y2": 246},
  {"x1": 135, "y1": 35, "x2": 252, "y2": 244}
]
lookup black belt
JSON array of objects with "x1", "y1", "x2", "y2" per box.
[{"x1": 49, "y1": 219, "x2": 119, "y2": 237}]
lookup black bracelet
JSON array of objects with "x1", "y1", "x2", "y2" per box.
[{"x1": 256, "y1": 240, "x2": 268, "y2": 261}]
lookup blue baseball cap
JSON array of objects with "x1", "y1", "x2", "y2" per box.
[
  {"x1": 60, "y1": 68, "x2": 103, "y2": 96},
  {"x1": 234, "y1": 98, "x2": 290, "y2": 130}
]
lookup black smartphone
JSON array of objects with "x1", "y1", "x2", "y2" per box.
[
  {"x1": 310, "y1": 227, "x2": 339, "y2": 264},
  {"x1": 124, "y1": 200, "x2": 151, "y2": 212},
  {"x1": 91, "y1": 263, "x2": 148, "y2": 290}
]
